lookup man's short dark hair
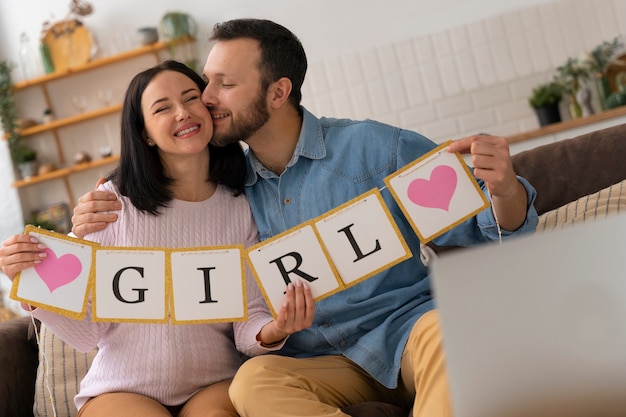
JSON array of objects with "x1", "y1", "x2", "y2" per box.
[{"x1": 210, "y1": 18, "x2": 308, "y2": 108}]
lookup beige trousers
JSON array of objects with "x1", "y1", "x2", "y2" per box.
[
  {"x1": 77, "y1": 379, "x2": 238, "y2": 417},
  {"x1": 229, "y1": 310, "x2": 452, "y2": 417}
]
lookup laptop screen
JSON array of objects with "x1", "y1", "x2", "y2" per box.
[{"x1": 431, "y1": 213, "x2": 626, "y2": 417}]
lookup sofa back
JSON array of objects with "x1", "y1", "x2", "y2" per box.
[{"x1": 511, "y1": 123, "x2": 626, "y2": 216}]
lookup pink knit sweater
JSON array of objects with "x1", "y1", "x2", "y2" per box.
[{"x1": 34, "y1": 182, "x2": 277, "y2": 410}]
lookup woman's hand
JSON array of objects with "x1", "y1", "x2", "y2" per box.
[
  {"x1": 257, "y1": 280, "x2": 315, "y2": 346},
  {"x1": 0, "y1": 234, "x2": 46, "y2": 312},
  {"x1": 0, "y1": 233, "x2": 47, "y2": 280}
]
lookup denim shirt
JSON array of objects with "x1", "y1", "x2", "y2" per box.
[{"x1": 244, "y1": 107, "x2": 538, "y2": 388}]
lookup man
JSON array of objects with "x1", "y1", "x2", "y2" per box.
[{"x1": 72, "y1": 18, "x2": 538, "y2": 417}]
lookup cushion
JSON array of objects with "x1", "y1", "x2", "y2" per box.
[
  {"x1": 536, "y1": 179, "x2": 626, "y2": 232},
  {"x1": 0, "y1": 316, "x2": 39, "y2": 417},
  {"x1": 511, "y1": 123, "x2": 626, "y2": 216},
  {"x1": 33, "y1": 324, "x2": 97, "y2": 417}
]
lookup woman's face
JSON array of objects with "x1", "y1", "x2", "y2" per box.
[{"x1": 141, "y1": 70, "x2": 213, "y2": 161}]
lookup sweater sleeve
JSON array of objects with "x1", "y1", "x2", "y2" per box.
[
  {"x1": 32, "y1": 302, "x2": 111, "y2": 352},
  {"x1": 232, "y1": 207, "x2": 281, "y2": 356}
]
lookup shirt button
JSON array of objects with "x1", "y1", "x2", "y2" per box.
[
  {"x1": 283, "y1": 198, "x2": 291, "y2": 205},
  {"x1": 321, "y1": 322, "x2": 330, "y2": 328},
  {"x1": 339, "y1": 340, "x2": 347, "y2": 347}
]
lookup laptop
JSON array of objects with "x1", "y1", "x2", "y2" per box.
[{"x1": 430, "y1": 213, "x2": 626, "y2": 417}]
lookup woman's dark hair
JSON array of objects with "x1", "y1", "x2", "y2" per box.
[
  {"x1": 210, "y1": 18, "x2": 307, "y2": 109},
  {"x1": 107, "y1": 60, "x2": 246, "y2": 215}
]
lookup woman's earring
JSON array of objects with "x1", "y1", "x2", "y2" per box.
[{"x1": 146, "y1": 138, "x2": 154, "y2": 146}]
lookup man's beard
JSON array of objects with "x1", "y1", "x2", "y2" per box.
[{"x1": 211, "y1": 93, "x2": 269, "y2": 147}]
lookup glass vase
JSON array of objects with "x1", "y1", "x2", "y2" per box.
[
  {"x1": 595, "y1": 75, "x2": 611, "y2": 111},
  {"x1": 568, "y1": 94, "x2": 582, "y2": 119}
]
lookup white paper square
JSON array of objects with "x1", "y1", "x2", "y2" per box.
[
  {"x1": 12, "y1": 228, "x2": 94, "y2": 318},
  {"x1": 246, "y1": 225, "x2": 342, "y2": 316},
  {"x1": 314, "y1": 189, "x2": 411, "y2": 286},
  {"x1": 94, "y1": 249, "x2": 166, "y2": 322},
  {"x1": 385, "y1": 145, "x2": 489, "y2": 243},
  {"x1": 170, "y1": 247, "x2": 246, "y2": 323}
]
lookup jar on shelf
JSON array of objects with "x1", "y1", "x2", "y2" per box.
[{"x1": 18, "y1": 32, "x2": 42, "y2": 80}]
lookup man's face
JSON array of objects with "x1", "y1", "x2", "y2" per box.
[{"x1": 202, "y1": 38, "x2": 270, "y2": 147}]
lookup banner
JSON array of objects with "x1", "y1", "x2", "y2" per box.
[{"x1": 12, "y1": 143, "x2": 490, "y2": 321}]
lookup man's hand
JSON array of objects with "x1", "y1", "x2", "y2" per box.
[
  {"x1": 257, "y1": 280, "x2": 315, "y2": 346},
  {"x1": 447, "y1": 134, "x2": 527, "y2": 230},
  {"x1": 71, "y1": 179, "x2": 121, "y2": 239}
]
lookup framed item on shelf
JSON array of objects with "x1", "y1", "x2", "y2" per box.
[
  {"x1": 606, "y1": 53, "x2": 626, "y2": 93},
  {"x1": 31, "y1": 202, "x2": 72, "y2": 234}
]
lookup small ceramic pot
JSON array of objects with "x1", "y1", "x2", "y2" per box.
[{"x1": 137, "y1": 27, "x2": 159, "y2": 45}]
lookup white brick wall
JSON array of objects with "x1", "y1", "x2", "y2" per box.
[
  {"x1": 301, "y1": 0, "x2": 625, "y2": 143},
  {"x1": 0, "y1": 139, "x2": 25, "y2": 313}
]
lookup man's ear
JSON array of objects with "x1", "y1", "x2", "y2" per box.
[{"x1": 267, "y1": 77, "x2": 292, "y2": 109}]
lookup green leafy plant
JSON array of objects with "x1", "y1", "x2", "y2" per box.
[
  {"x1": 11, "y1": 143, "x2": 37, "y2": 163},
  {"x1": 25, "y1": 217, "x2": 58, "y2": 232},
  {"x1": 0, "y1": 59, "x2": 37, "y2": 163},
  {"x1": 554, "y1": 57, "x2": 590, "y2": 97},
  {"x1": 528, "y1": 81, "x2": 563, "y2": 108},
  {"x1": 606, "y1": 72, "x2": 626, "y2": 109},
  {"x1": 585, "y1": 37, "x2": 623, "y2": 76}
]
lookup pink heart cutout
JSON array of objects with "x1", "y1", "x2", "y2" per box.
[
  {"x1": 407, "y1": 165, "x2": 457, "y2": 211},
  {"x1": 34, "y1": 248, "x2": 83, "y2": 293}
]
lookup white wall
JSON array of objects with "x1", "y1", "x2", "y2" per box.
[
  {"x1": 0, "y1": 137, "x2": 24, "y2": 312},
  {"x1": 0, "y1": 0, "x2": 555, "y2": 69},
  {"x1": 302, "y1": 0, "x2": 626, "y2": 140},
  {"x1": 0, "y1": 0, "x2": 557, "y2": 227}
]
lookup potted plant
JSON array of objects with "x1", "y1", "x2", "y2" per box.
[
  {"x1": 12, "y1": 143, "x2": 39, "y2": 179},
  {"x1": 0, "y1": 59, "x2": 38, "y2": 179},
  {"x1": 528, "y1": 81, "x2": 563, "y2": 127},
  {"x1": 159, "y1": 12, "x2": 198, "y2": 70},
  {"x1": 25, "y1": 217, "x2": 57, "y2": 232},
  {"x1": 555, "y1": 57, "x2": 591, "y2": 119},
  {"x1": 585, "y1": 37, "x2": 624, "y2": 111},
  {"x1": 606, "y1": 72, "x2": 626, "y2": 109}
]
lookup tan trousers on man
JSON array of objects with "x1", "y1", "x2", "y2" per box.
[{"x1": 229, "y1": 310, "x2": 452, "y2": 417}]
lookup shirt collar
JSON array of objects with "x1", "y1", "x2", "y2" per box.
[{"x1": 245, "y1": 107, "x2": 326, "y2": 186}]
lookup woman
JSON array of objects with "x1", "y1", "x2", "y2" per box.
[{"x1": 0, "y1": 60, "x2": 314, "y2": 417}]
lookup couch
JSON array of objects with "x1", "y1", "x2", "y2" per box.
[{"x1": 1, "y1": 122, "x2": 625, "y2": 417}]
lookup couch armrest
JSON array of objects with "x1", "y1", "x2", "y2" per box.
[
  {"x1": 511, "y1": 123, "x2": 626, "y2": 216},
  {"x1": 0, "y1": 316, "x2": 39, "y2": 417}
]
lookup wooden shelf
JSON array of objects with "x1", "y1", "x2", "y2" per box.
[
  {"x1": 12, "y1": 155, "x2": 119, "y2": 188},
  {"x1": 2, "y1": 104, "x2": 122, "y2": 140},
  {"x1": 507, "y1": 105, "x2": 626, "y2": 144},
  {"x1": 13, "y1": 37, "x2": 195, "y2": 91},
  {"x1": 17, "y1": 104, "x2": 123, "y2": 138}
]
